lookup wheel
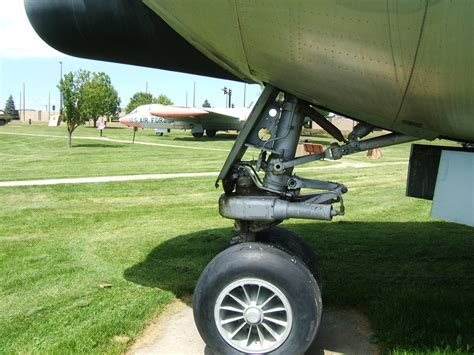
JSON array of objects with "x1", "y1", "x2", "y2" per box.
[
  {"x1": 206, "y1": 129, "x2": 217, "y2": 138},
  {"x1": 0, "y1": 119, "x2": 5, "y2": 126},
  {"x1": 192, "y1": 131, "x2": 204, "y2": 138},
  {"x1": 255, "y1": 227, "x2": 322, "y2": 287},
  {"x1": 193, "y1": 242, "x2": 322, "y2": 355}
]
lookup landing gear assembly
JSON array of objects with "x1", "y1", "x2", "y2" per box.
[
  {"x1": 206, "y1": 129, "x2": 217, "y2": 138},
  {"x1": 193, "y1": 130, "x2": 217, "y2": 138},
  {"x1": 193, "y1": 85, "x2": 416, "y2": 354}
]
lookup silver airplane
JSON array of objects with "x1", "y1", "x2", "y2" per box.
[
  {"x1": 25, "y1": 1, "x2": 474, "y2": 353},
  {"x1": 119, "y1": 104, "x2": 250, "y2": 138}
]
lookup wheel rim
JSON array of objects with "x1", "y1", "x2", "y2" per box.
[{"x1": 214, "y1": 278, "x2": 292, "y2": 353}]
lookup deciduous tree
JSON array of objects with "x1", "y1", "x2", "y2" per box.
[
  {"x1": 202, "y1": 99, "x2": 211, "y2": 108},
  {"x1": 82, "y1": 72, "x2": 120, "y2": 127},
  {"x1": 154, "y1": 94, "x2": 173, "y2": 106},
  {"x1": 125, "y1": 92, "x2": 154, "y2": 113},
  {"x1": 58, "y1": 71, "x2": 88, "y2": 148},
  {"x1": 125, "y1": 92, "x2": 174, "y2": 113}
]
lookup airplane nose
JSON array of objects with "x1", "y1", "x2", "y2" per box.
[{"x1": 119, "y1": 116, "x2": 129, "y2": 126}]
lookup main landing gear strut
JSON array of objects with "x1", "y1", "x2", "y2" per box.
[{"x1": 193, "y1": 85, "x2": 416, "y2": 354}]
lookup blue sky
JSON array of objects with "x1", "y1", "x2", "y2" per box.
[{"x1": 0, "y1": 1, "x2": 261, "y2": 112}]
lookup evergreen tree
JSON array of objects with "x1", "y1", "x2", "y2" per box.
[
  {"x1": 202, "y1": 99, "x2": 211, "y2": 108},
  {"x1": 4, "y1": 95, "x2": 18, "y2": 117}
]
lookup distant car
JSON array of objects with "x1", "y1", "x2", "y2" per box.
[{"x1": 0, "y1": 110, "x2": 13, "y2": 125}]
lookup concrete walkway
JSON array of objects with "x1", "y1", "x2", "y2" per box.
[{"x1": 127, "y1": 299, "x2": 380, "y2": 355}]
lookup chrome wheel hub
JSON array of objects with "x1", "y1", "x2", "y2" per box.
[
  {"x1": 243, "y1": 307, "x2": 263, "y2": 324},
  {"x1": 214, "y1": 278, "x2": 292, "y2": 353}
]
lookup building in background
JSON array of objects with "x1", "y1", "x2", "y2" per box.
[{"x1": 17, "y1": 109, "x2": 59, "y2": 122}]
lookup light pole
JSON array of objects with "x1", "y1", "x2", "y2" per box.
[
  {"x1": 222, "y1": 87, "x2": 228, "y2": 108},
  {"x1": 59, "y1": 61, "x2": 63, "y2": 118}
]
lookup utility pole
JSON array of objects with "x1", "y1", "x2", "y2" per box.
[
  {"x1": 59, "y1": 61, "x2": 63, "y2": 119},
  {"x1": 228, "y1": 88, "x2": 232, "y2": 108},
  {"x1": 23, "y1": 82, "x2": 27, "y2": 123}
]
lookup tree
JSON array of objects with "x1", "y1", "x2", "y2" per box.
[
  {"x1": 4, "y1": 95, "x2": 18, "y2": 118},
  {"x1": 58, "y1": 70, "x2": 121, "y2": 147},
  {"x1": 154, "y1": 94, "x2": 173, "y2": 106},
  {"x1": 125, "y1": 92, "x2": 154, "y2": 113},
  {"x1": 202, "y1": 99, "x2": 211, "y2": 108},
  {"x1": 81, "y1": 72, "x2": 120, "y2": 127},
  {"x1": 57, "y1": 71, "x2": 88, "y2": 148},
  {"x1": 125, "y1": 92, "x2": 173, "y2": 113}
]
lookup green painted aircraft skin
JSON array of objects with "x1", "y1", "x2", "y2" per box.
[{"x1": 144, "y1": 0, "x2": 474, "y2": 142}]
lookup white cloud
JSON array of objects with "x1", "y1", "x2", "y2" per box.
[{"x1": 0, "y1": 0, "x2": 63, "y2": 58}]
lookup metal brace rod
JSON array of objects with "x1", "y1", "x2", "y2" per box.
[
  {"x1": 328, "y1": 132, "x2": 418, "y2": 159},
  {"x1": 276, "y1": 132, "x2": 417, "y2": 171},
  {"x1": 287, "y1": 176, "x2": 346, "y2": 192},
  {"x1": 303, "y1": 104, "x2": 347, "y2": 143}
]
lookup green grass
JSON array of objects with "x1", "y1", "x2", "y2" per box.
[
  {"x1": 0, "y1": 122, "x2": 236, "y2": 181},
  {"x1": 0, "y1": 123, "x2": 473, "y2": 354}
]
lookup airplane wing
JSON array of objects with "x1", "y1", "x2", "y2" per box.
[
  {"x1": 150, "y1": 106, "x2": 247, "y2": 131},
  {"x1": 149, "y1": 106, "x2": 209, "y2": 119}
]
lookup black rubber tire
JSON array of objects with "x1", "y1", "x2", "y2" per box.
[
  {"x1": 255, "y1": 227, "x2": 322, "y2": 287},
  {"x1": 0, "y1": 119, "x2": 5, "y2": 126},
  {"x1": 192, "y1": 131, "x2": 204, "y2": 138},
  {"x1": 206, "y1": 129, "x2": 217, "y2": 138},
  {"x1": 193, "y1": 242, "x2": 322, "y2": 355}
]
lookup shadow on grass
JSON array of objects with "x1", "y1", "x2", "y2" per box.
[
  {"x1": 124, "y1": 221, "x2": 474, "y2": 352},
  {"x1": 83, "y1": 126, "x2": 126, "y2": 130},
  {"x1": 124, "y1": 228, "x2": 230, "y2": 296},
  {"x1": 73, "y1": 143, "x2": 125, "y2": 148},
  {"x1": 173, "y1": 134, "x2": 238, "y2": 142}
]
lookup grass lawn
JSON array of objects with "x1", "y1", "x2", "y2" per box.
[
  {"x1": 0, "y1": 122, "x2": 235, "y2": 181},
  {"x1": 0, "y1": 122, "x2": 473, "y2": 354}
]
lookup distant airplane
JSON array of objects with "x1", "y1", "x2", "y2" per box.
[{"x1": 119, "y1": 104, "x2": 251, "y2": 138}]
